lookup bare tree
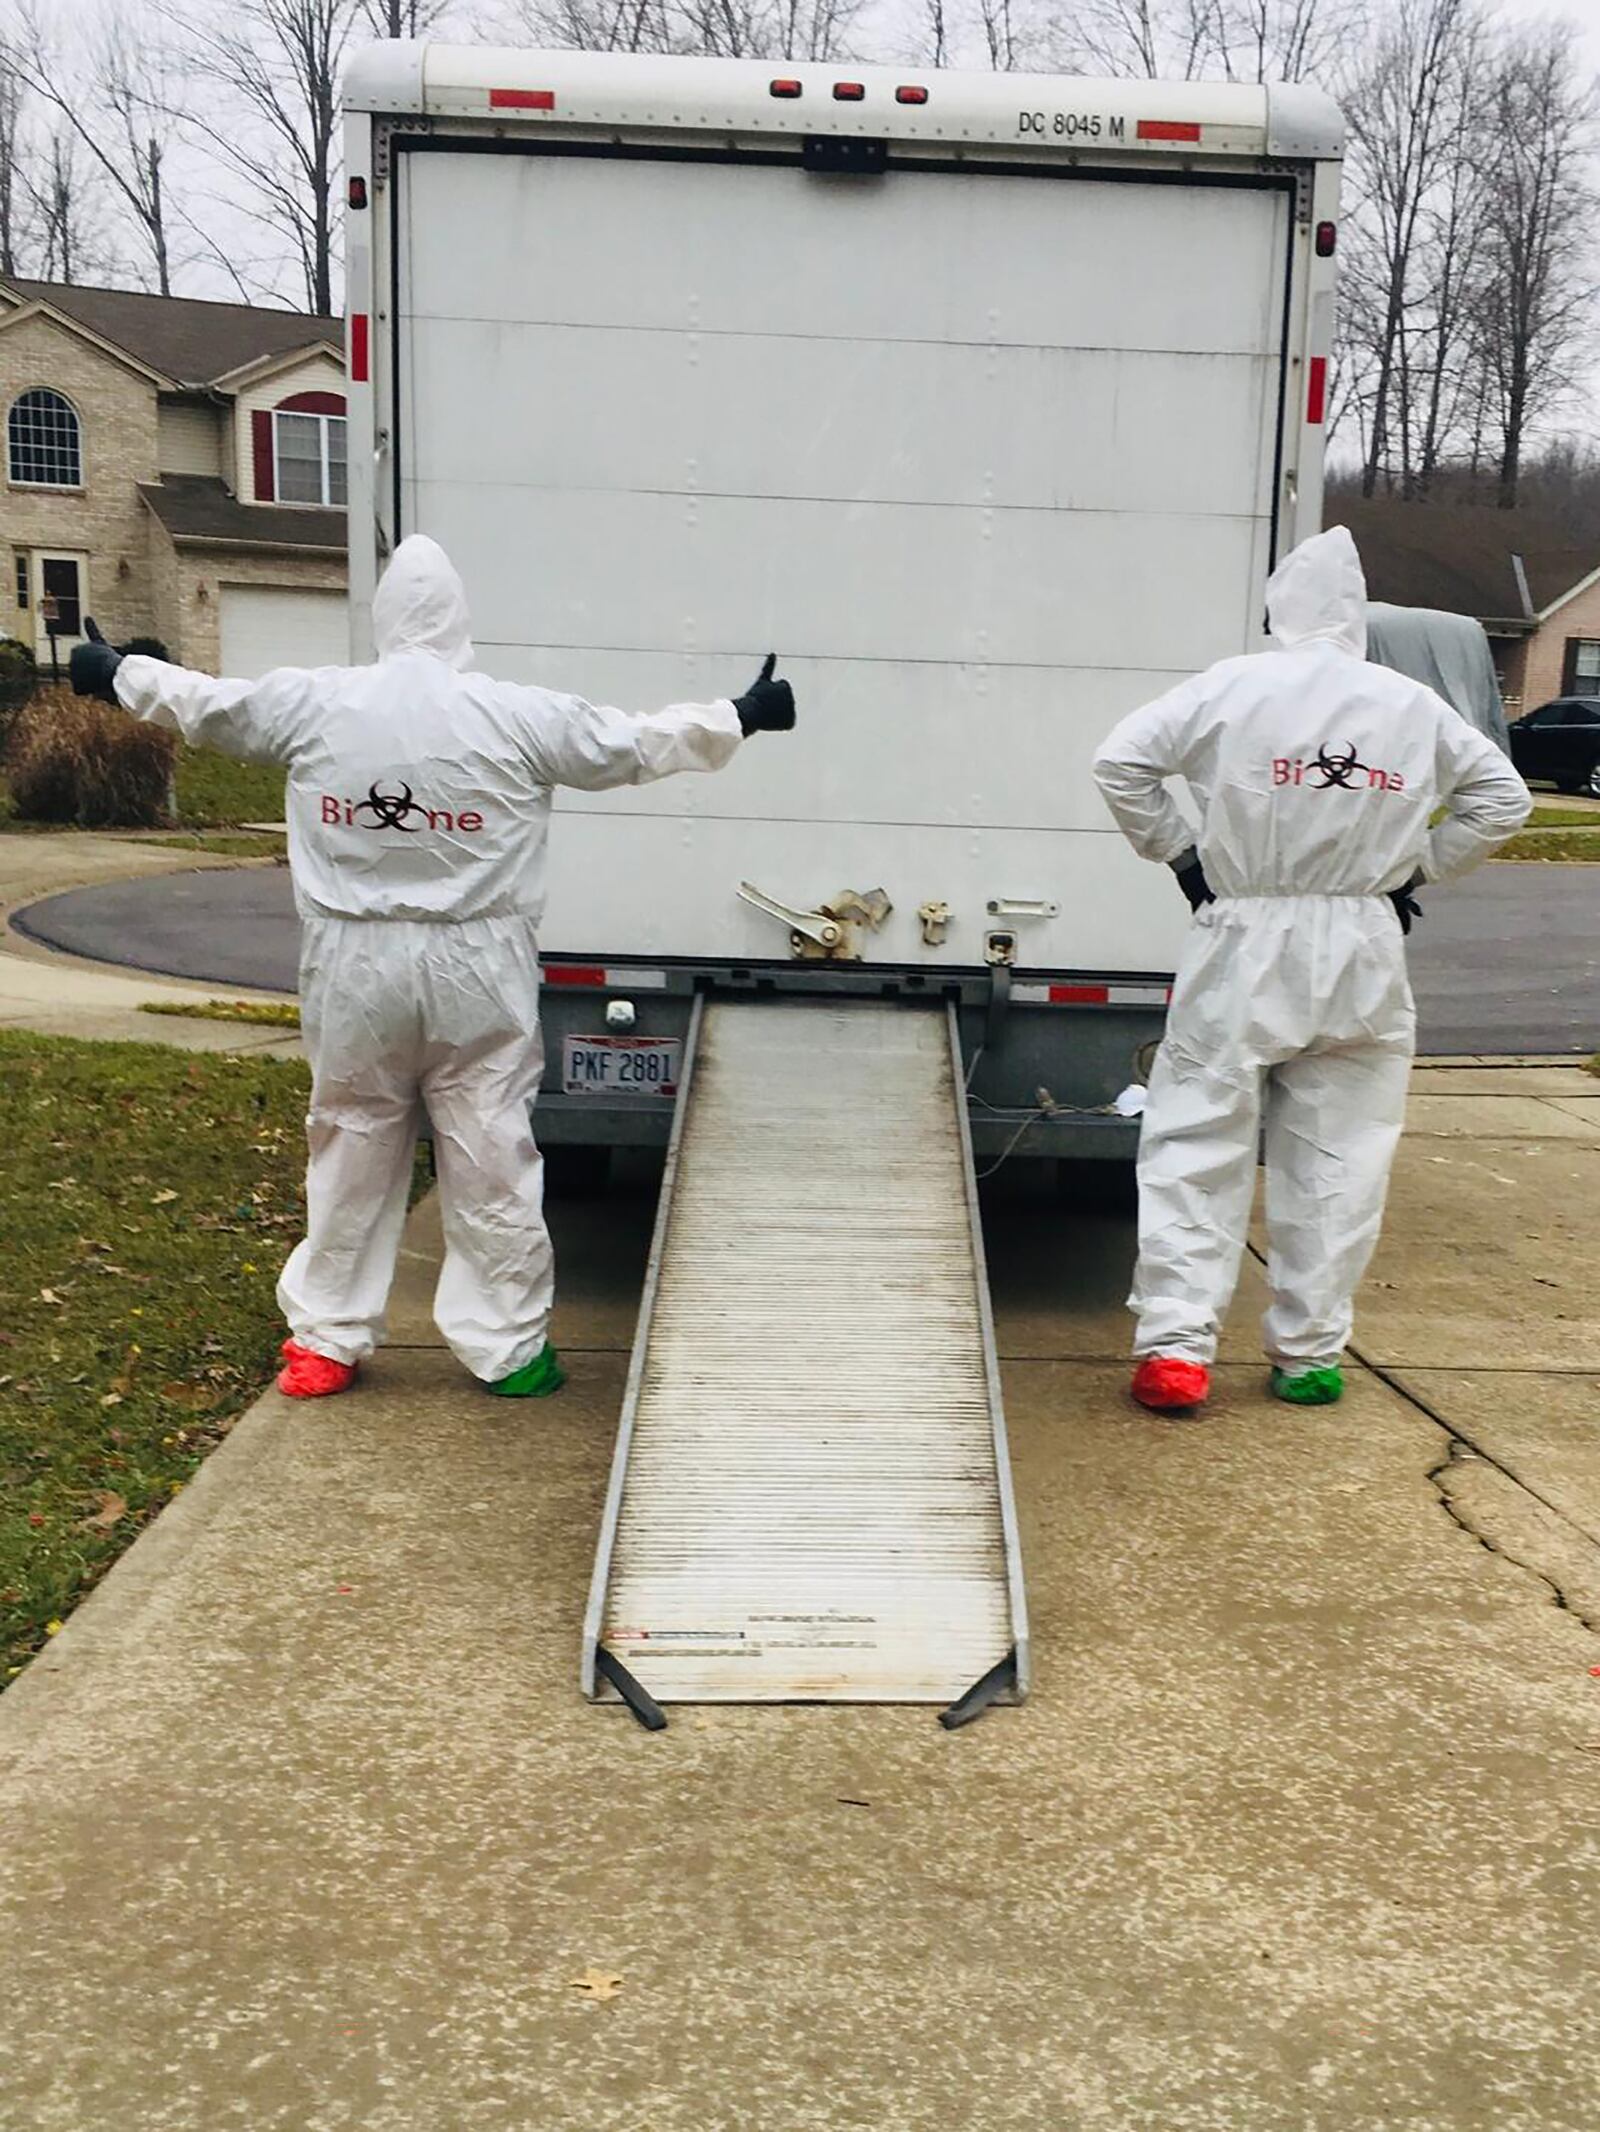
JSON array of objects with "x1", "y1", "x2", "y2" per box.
[
  {"x1": 1339, "y1": 0, "x2": 1482, "y2": 498},
  {"x1": 1468, "y1": 24, "x2": 1598, "y2": 510},
  {"x1": 163, "y1": 0, "x2": 357, "y2": 316},
  {"x1": 33, "y1": 125, "x2": 92, "y2": 284},
  {"x1": 0, "y1": 35, "x2": 32, "y2": 277},
  {"x1": 359, "y1": 0, "x2": 451, "y2": 32},
  {"x1": 15, "y1": 3, "x2": 186, "y2": 296}
]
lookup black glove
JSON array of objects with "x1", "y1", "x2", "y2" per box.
[
  {"x1": 69, "y1": 617, "x2": 122, "y2": 705},
  {"x1": 1390, "y1": 875, "x2": 1423, "y2": 935},
  {"x1": 1173, "y1": 855, "x2": 1215, "y2": 913},
  {"x1": 733, "y1": 654, "x2": 795, "y2": 736}
]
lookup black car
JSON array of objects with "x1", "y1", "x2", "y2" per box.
[{"x1": 1507, "y1": 697, "x2": 1600, "y2": 796}]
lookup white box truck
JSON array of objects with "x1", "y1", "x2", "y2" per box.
[{"x1": 342, "y1": 47, "x2": 1343, "y2": 1166}]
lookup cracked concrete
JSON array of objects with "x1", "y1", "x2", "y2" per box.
[{"x1": 0, "y1": 1069, "x2": 1598, "y2": 2130}]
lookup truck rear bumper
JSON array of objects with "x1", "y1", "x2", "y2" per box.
[{"x1": 534, "y1": 956, "x2": 1162, "y2": 1162}]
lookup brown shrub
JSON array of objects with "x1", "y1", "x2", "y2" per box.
[{"x1": 4, "y1": 684, "x2": 177, "y2": 829}]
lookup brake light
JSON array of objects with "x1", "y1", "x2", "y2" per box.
[
  {"x1": 895, "y1": 85, "x2": 929, "y2": 104},
  {"x1": 1315, "y1": 220, "x2": 1337, "y2": 257},
  {"x1": 770, "y1": 78, "x2": 803, "y2": 97},
  {"x1": 348, "y1": 176, "x2": 368, "y2": 211},
  {"x1": 833, "y1": 81, "x2": 866, "y2": 100}
]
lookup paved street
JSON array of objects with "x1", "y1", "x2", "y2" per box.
[
  {"x1": 2, "y1": 1072, "x2": 1599, "y2": 2131},
  {"x1": 13, "y1": 859, "x2": 1600, "y2": 1055}
]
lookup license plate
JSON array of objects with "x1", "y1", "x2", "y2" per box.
[{"x1": 562, "y1": 1035, "x2": 682, "y2": 1098}]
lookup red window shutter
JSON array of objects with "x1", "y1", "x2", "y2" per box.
[{"x1": 252, "y1": 409, "x2": 275, "y2": 501}]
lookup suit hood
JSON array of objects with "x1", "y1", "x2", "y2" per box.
[
  {"x1": 372, "y1": 535, "x2": 474, "y2": 669},
  {"x1": 1266, "y1": 526, "x2": 1368, "y2": 658}
]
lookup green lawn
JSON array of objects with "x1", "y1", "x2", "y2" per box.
[
  {"x1": 0, "y1": 1035, "x2": 312, "y2": 1681},
  {"x1": 1495, "y1": 830, "x2": 1600, "y2": 863},
  {"x1": 1525, "y1": 806, "x2": 1600, "y2": 829},
  {"x1": 172, "y1": 748, "x2": 285, "y2": 828},
  {"x1": 0, "y1": 747, "x2": 285, "y2": 832}
]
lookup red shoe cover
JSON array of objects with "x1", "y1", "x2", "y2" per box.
[
  {"x1": 277, "y1": 1341, "x2": 357, "y2": 1399},
  {"x1": 1131, "y1": 1357, "x2": 1211, "y2": 1412}
]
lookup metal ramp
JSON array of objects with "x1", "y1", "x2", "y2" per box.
[{"x1": 582, "y1": 997, "x2": 1028, "y2": 1728}]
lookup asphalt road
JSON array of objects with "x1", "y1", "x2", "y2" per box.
[{"x1": 11, "y1": 859, "x2": 1600, "y2": 1055}]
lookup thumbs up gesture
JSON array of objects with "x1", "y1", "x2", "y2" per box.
[{"x1": 733, "y1": 653, "x2": 796, "y2": 736}]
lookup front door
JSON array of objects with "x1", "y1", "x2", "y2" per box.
[{"x1": 31, "y1": 551, "x2": 87, "y2": 667}]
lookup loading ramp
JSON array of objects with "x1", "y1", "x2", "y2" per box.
[{"x1": 582, "y1": 996, "x2": 1028, "y2": 1727}]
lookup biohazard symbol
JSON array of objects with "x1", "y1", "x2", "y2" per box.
[
  {"x1": 352, "y1": 781, "x2": 426, "y2": 831},
  {"x1": 1307, "y1": 741, "x2": 1371, "y2": 790}
]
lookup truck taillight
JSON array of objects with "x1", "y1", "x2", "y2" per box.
[
  {"x1": 770, "y1": 78, "x2": 802, "y2": 97},
  {"x1": 348, "y1": 176, "x2": 368, "y2": 211},
  {"x1": 1315, "y1": 220, "x2": 1337, "y2": 257},
  {"x1": 895, "y1": 85, "x2": 929, "y2": 104},
  {"x1": 833, "y1": 81, "x2": 866, "y2": 100}
]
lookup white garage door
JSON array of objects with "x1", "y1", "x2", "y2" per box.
[{"x1": 219, "y1": 585, "x2": 348, "y2": 677}]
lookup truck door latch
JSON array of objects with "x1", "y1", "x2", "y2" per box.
[
  {"x1": 737, "y1": 882, "x2": 892, "y2": 961},
  {"x1": 737, "y1": 881, "x2": 845, "y2": 956}
]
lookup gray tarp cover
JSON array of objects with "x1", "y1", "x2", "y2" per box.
[{"x1": 1366, "y1": 602, "x2": 1512, "y2": 753}]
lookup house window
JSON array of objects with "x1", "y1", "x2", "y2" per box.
[
  {"x1": 1566, "y1": 640, "x2": 1600, "y2": 698},
  {"x1": 273, "y1": 409, "x2": 347, "y2": 507},
  {"x1": 7, "y1": 389, "x2": 83, "y2": 489}
]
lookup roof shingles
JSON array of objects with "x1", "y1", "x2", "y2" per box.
[
  {"x1": 139, "y1": 475, "x2": 346, "y2": 554},
  {"x1": 0, "y1": 277, "x2": 339, "y2": 389}
]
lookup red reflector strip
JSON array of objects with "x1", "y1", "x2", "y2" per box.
[
  {"x1": 1014, "y1": 981, "x2": 1174, "y2": 1008},
  {"x1": 1137, "y1": 119, "x2": 1202, "y2": 142},
  {"x1": 895, "y1": 85, "x2": 929, "y2": 104},
  {"x1": 543, "y1": 965, "x2": 606, "y2": 988},
  {"x1": 489, "y1": 87, "x2": 555, "y2": 110},
  {"x1": 1307, "y1": 355, "x2": 1328, "y2": 425},
  {"x1": 349, "y1": 313, "x2": 369, "y2": 383}
]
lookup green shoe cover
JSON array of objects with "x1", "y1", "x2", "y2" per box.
[
  {"x1": 1270, "y1": 1364, "x2": 1343, "y2": 1407},
  {"x1": 487, "y1": 1343, "x2": 566, "y2": 1398}
]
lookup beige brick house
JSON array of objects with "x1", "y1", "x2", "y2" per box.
[
  {"x1": 1327, "y1": 494, "x2": 1596, "y2": 715},
  {"x1": 0, "y1": 278, "x2": 348, "y2": 678},
  {"x1": 1501, "y1": 563, "x2": 1600, "y2": 712}
]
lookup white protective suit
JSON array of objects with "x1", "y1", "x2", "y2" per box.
[
  {"x1": 114, "y1": 536, "x2": 744, "y2": 1379},
  {"x1": 1093, "y1": 527, "x2": 1530, "y2": 1370}
]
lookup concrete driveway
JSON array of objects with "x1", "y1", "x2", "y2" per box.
[{"x1": 1, "y1": 1065, "x2": 1597, "y2": 2131}]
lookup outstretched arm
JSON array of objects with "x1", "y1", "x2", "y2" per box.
[
  {"x1": 516, "y1": 655, "x2": 795, "y2": 792},
  {"x1": 72, "y1": 621, "x2": 315, "y2": 765},
  {"x1": 1422, "y1": 711, "x2": 1532, "y2": 884}
]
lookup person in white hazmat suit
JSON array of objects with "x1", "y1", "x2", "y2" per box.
[
  {"x1": 1092, "y1": 527, "x2": 1529, "y2": 1415},
  {"x1": 69, "y1": 537, "x2": 796, "y2": 1401}
]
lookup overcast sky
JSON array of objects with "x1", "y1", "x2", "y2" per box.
[{"x1": 14, "y1": 0, "x2": 1600, "y2": 446}]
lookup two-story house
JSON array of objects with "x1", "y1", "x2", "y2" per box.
[{"x1": 0, "y1": 277, "x2": 348, "y2": 678}]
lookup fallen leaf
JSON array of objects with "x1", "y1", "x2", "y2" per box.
[
  {"x1": 38, "y1": 1289, "x2": 63, "y2": 1307},
  {"x1": 44, "y1": 1619, "x2": 63, "y2": 1636},
  {"x1": 569, "y1": 1968, "x2": 624, "y2": 2004},
  {"x1": 150, "y1": 1189, "x2": 179, "y2": 1205},
  {"x1": 78, "y1": 1492, "x2": 127, "y2": 1533},
  {"x1": 100, "y1": 1392, "x2": 123, "y2": 1409}
]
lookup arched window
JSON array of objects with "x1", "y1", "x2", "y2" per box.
[{"x1": 8, "y1": 388, "x2": 83, "y2": 488}]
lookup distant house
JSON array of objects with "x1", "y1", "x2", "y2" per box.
[
  {"x1": 0, "y1": 277, "x2": 348, "y2": 678},
  {"x1": 1325, "y1": 495, "x2": 1597, "y2": 713}
]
